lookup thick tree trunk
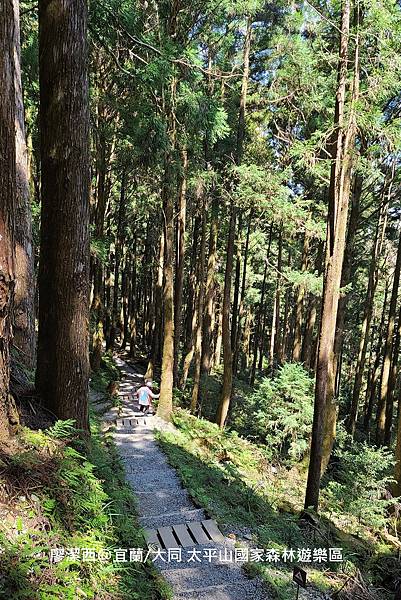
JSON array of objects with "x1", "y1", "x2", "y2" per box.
[
  {"x1": 322, "y1": 171, "x2": 361, "y2": 472},
  {"x1": 12, "y1": 0, "x2": 35, "y2": 370},
  {"x1": 36, "y1": 0, "x2": 91, "y2": 431},
  {"x1": 157, "y1": 69, "x2": 176, "y2": 422},
  {"x1": 304, "y1": 0, "x2": 354, "y2": 511},
  {"x1": 0, "y1": 0, "x2": 19, "y2": 441}
]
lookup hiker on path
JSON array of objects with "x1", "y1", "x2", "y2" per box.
[{"x1": 134, "y1": 380, "x2": 159, "y2": 415}]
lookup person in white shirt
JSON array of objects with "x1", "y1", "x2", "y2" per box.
[{"x1": 134, "y1": 380, "x2": 159, "y2": 415}]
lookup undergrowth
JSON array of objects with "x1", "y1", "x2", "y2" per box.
[
  {"x1": 156, "y1": 408, "x2": 398, "y2": 600},
  {"x1": 0, "y1": 366, "x2": 170, "y2": 599}
]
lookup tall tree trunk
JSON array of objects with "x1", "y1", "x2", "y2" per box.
[
  {"x1": 157, "y1": 66, "x2": 177, "y2": 421},
  {"x1": 129, "y1": 233, "x2": 138, "y2": 357},
  {"x1": 173, "y1": 148, "x2": 188, "y2": 386},
  {"x1": 0, "y1": 0, "x2": 19, "y2": 440},
  {"x1": 233, "y1": 209, "x2": 252, "y2": 374},
  {"x1": 271, "y1": 224, "x2": 283, "y2": 366},
  {"x1": 191, "y1": 199, "x2": 208, "y2": 413},
  {"x1": 376, "y1": 230, "x2": 401, "y2": 446},
  {"x1": 251, "y1": 223, "x2": 273, "y2": 379},
  {"x1": 322, "y1": 170, "x2": 361, "y2": 472},
  {"x1": 216, "y1": 206, "x2": 236, "y2": 427},
  {"x1": 13, "y1": 0, "x2": 35, "y2": 370},
  {"x1": 293, "y1": 232, "x2": 310, "y2": 362},
  {"x1": 385, "y1": 298, "x2": 401, "y2": 445},
  {"x1": 108, "y1": 171, "x2": 126, "y2": 349},
  {"x1": 200, "y1": 198, "x2": 219, "y2": 400},
  {"x1": 146, "y1": 230, "x2": 164, "y2": 380},
  {"x1": 348, "y1": 198, "x2": 388, "y2": 435},
  {"x1": 231, "y1": 214, "x2": 242, "y2": 361},
  {"x1": 36, "y1": 0, "x2": 91, "y2": 431},
  {"x1": 157, "y1": 154, "x2": 175, "y2": 421},
  {"x1": 304, "y1": 0, "x2": 354, "y2": 511},
  {"x1": 364, "y1": 286, "x2": 388, "y2": 431},
  {"x1": 215, "y1": 15, "x2": 251, "y2": 427}
]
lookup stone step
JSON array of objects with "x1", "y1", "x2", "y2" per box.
[
  {"x1": 144, "y1": 519, "x2": 225, "y2": 550},
  {"x1": 161, "y1": 563, "x2": 246, "y2": 590},
  {"x1": 137, "y1": 489, "x2": 192, "y2": 517},
  {"x1": 173, "y1": 581, "x2": 266, "y2": 600},
  {"x1": 140, "y1": 508, "x2": 207, "y2": 529}
]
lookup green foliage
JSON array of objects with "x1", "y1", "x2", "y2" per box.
[
  {"x1": 0, "y1": 418, "x2": 170, "y2": 599},
  {"x1": 323, "y1": 428, "x2": 398, "y2": 530},
  {"x1": 232, "y1": 363, "x2": 314, "y2": 462}
]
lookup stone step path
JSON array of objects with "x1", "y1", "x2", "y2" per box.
[{"x1": 102, "y1": 357, "x2": 269, "y2": 600}]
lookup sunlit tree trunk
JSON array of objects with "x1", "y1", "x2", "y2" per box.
[
  {"x1": 305, "y1": 0, "x2": 354, "y2": 511},
  {"x1": 0, "y1": 0, "x2": 19, "y2": 440},
  {"x1": 173, "y1": 148, "x2": 188, "y2": 387},
  {"x1": 13, "y1": 0, "x2": 35, "y2": 370}
]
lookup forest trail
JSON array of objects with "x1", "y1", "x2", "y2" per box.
[{"x1": 103, "y1": 357, "x2": 269, "y2": 600}]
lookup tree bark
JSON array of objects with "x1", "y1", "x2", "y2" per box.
[
  {"x1": 0, "y1": 0, "x2": 19, "y2": 441},
  {"x1": 200, "y1": 198, "x2": 219, "y2": 400},
  {"x1": 304, "y1": 0, "x2": 354, "y2": 511},
  {"x1": 12, "y1": 0, "x2": 35, "y2": 370},
  {"x1": 376, "y1": 230, "x2": 401, "y2": 446},
  {"x1": 293, "y1": 232, "x2": 310, "y2": 362},
  {"x1": 191, "y1": 198, "x2": 208, "y2": 413},
  {"x1": 173, "y1": 148, "x2": 188, "y2": 387},
  {"x1": 36, "y1": 0, "x2": 91, "y2": 431},
  {"x1": 216, "y1": 206, "x2": 236, "y2": 427},
  {"x1": 348, "y1": 197, "x2": 388, "y2": 435}
]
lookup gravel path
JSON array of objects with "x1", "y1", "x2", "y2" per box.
[{"x1": 101, "y1": 357, "x2": 270, "y2": 600}]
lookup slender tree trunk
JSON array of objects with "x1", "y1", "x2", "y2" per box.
[
  {"x1": 385, "y1": 298, "x2": 401, "y2": 445},
  {"x1": 364, "y1": 287, "x2": 388, "y2": 431},
  {"x1": 181, "y1": 215, "x2": 200, "y2": 384},
  {"x1": 13, "y1": 0, "x2": 35, "y2": 370},
  {"x1": 191, "y1": 199, "x2": 208, "y2": 413},
  {"x1": 173, "y1": 148, "x2": 188, "y2": 387},
  {"x1": 348, "y1": 199, "x2": 388, "y2": 435},
  {"x1": 146, "y1": 230, "x2": 164, "y2": 380},
  {"x1": 234, "y1": 209, "x2": 252, "y2": 374},
  {"x1": 129, "y1": 233, "x2": 138, "y2": 357},
  {"x1": 293, "y1": 233, "x2": 310, "y2": 361},
  {"x1": 36, "y1": 0, "x2": 91, "y2": 431},
  {"x1": 376, "y1": 230, "x2": 401, "y2": 446},
  {"x1": 0, "y1": 0, "x2": 19, "y2": 440},
  {"x1": 213, "y1": 299, "x2": 223, "y2": 368},
  {"x1": 215, "y1": 16, "x2": 251, "y2": 426},
  {"x1": 231, "y1": 214, "x2": 242, "y2": 360},
  {"x1": 108, "y1": 171, "x2": 126, "y2": 349},
  {"x1": 305, "y1": 0, "x2": 354, "y2": 511},
  {"x1": 200, "y1": 198, "x2": 219, "y2": 400},
  {"x1": 216, "y1": 206, "x2": 236, "y2": 427}
]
